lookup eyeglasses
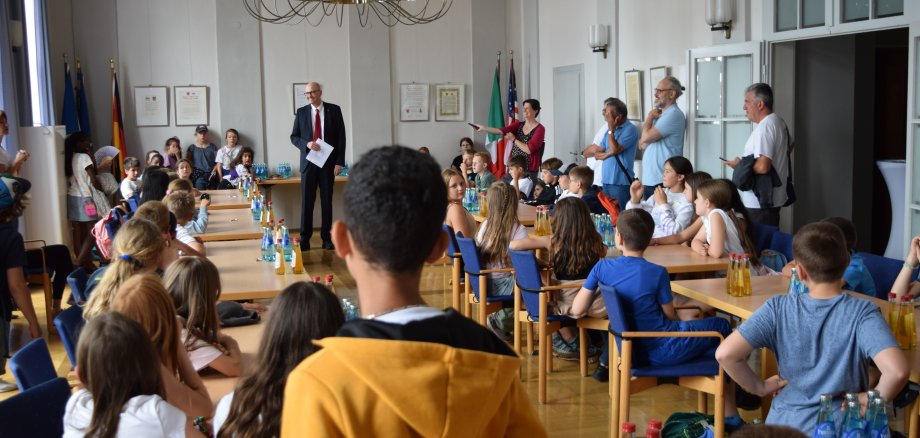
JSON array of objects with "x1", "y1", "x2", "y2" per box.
[
  {"x1": 304, "y1": 90, "x2": 320, "y2": 96},
  {"x1": 654, "y1": 88, "x2": 674, "y2": 94}
]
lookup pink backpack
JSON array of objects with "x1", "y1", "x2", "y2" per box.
[{"x1": 90, "y1": 208, "x2": 126, "y2": 261}]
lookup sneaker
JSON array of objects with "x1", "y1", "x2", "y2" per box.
[
  {"x1": 592, "y1": 363, "x2": 609, "y2": 382},
  {"x1": 552, "y1": 333, "x2": 579, "y2": 360},
  {"x1": 0, "y1": 378, "x2": 17, "y2": 393},
  {"x1": 486, "y1": 314, "x2": 513, "y2": 343}
]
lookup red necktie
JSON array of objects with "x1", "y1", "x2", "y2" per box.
[{"x1": 313, "y1": 108, "x2": 322, "y2": 141}]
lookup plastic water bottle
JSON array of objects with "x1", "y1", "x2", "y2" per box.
[
  {"x1": 813, "y1": 393, "x2": 837, "y2": 438},
  {"x1": 261, "y1": 227, "x2": 275, "y2": 262},
  {"x1": 281, "y1": 220, "x2": 292, "y2": 262}
]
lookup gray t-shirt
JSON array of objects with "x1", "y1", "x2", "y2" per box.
[{"x1": 737, "y1": 292, "x2": 897, "y2": 433}]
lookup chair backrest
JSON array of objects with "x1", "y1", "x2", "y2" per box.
[
  {"x1": 9, "y1": 338, "x2": 57, "y2": 392},
  {"x1": 0, "y1": 377, "x2": 70, "y2": 438},
  {"x1": 66, "y1": 267, "x2": 89, "y2": 305},
  {"x1": 127, "y1": 195, "x2": 139, "y2": 212},
  {"x1": 857, "y1": 252, "x2": 916, "y2": 299},
  {"x1": 598, "y1": 283, "x2": 629, "y2": 354},
  {"x1": 54, "y1": 306, "x2": 85, "y2": 368},
  {"x1": 456, "y1": 236, "x2": 484, "y2": 298},
  {"x1": 509, "y1": 250, "x2": 545, "y2": 318},
  {"x1": 443, "y1": 224, "x2": 461, "y2": 259},
  {"x1": 753, "y1": 223, "x2": 778, "y2": 254},
  {"x1": 769, "y1": 231, "x2": 794, "y2": 261}
]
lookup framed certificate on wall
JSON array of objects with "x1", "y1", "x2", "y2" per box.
[
  {"x1": 624, "y1": 70, "x2": 643, "y2": 122},
  {"x1": 174, "y1": 86, "x2": 208, "y2": 126},
  {"x1": 435, "y1": 84, "x2": 464, "y2": 121},
  {"x1": 293, "y1": 83, "x2": 309, "y2": 115},
  {"x1": 134, "y1": 86, "x2": 169, "y2": 127},
  {"x1": 400, "y1": 83, "x2": 429, "y2": 121}
]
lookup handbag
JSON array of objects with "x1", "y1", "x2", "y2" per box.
[{"x1": 81, "y1": 196, "x2": 97, "y2": 217}]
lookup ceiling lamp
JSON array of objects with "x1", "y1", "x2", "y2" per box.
[{"x1": 243, "y1": 0, "x2": 453, "y2": 27}]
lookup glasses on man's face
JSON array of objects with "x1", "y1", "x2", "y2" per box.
[
  {"x1": 304, "y1": 90, "x2": 320, "y2": 96},
  {"x1": 654, "y1": 88, "x2": 673, "y2": 95}
]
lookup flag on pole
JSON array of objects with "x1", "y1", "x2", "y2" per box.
[
  {"x1": 507, "y1": 58, "x2": 519, "y2": 126},
  {"x1": 61, "y1": 62, "x2": 79, "y2": 134},
  {"x1": 76, "y1": 61, "x2": 91, "y2": 137},
  {"x1": 485, "y1": 56, "x2": 506, "y2": 178},
  {"x1": 111, "y1": 65, "x2": 127, "y2": 177}
]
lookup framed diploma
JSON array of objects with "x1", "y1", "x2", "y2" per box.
[
  {"x1": 435, "y1": 84, "x2": 464, "y2": 121},
  {"x1": 293, "y1": 83, "x2": 309, "y2": 115},
  {"x1": 174, "y1": 86, "x2": 209, "y2": 126},
  {"x1": 649, "y1": 66, "x2": 669, "y2": 109},
  {"x1": 624, "y1": 70, "x2": 643, "y2": 122},
  {"x1": 134, "y1": 86, "x2": 169, "y2": 127},
  {"x1": 400, "y1": 83, "x2": 429, "y2": 121}
]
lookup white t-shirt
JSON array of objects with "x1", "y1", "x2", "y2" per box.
[
  {"x1": 0, "y1": 146, "x2": 12, "y2": 168},
  {"x1": 702, "y1": 208, "x2": 744, "y2": 255},
  {"x1": 175, "y1": 225, "x2": 196, "y2": 247},
  {"x1": 588, "y1": 123, "x2": 608, "y2": 186},
  {"x1": 739, "y1": 113, "x2": 789, "y2": 209},
  {"x1": 213, "y1": 392, "x2": 234, "y2": 435},
  {"x1": 63, "y1": 389, "x2": 186, "y2": 438},
  {"x1": 513, "y1": 177, "x2": 533, "y2": 199},
  {"x1": 67, "y1": 153, "x2": 95, "y2": 197},
  {"x1": 217, "y1": 145, "x2": 241, "y2": 169},
  {"x1": 120, "y1": 179, "x2": 138, "y2": 200},
  {"x1": 181, "y1": 329, "x2": 224, "y2": 371}
]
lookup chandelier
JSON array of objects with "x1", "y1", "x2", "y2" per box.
[{"x1": 243, "y1": 0, "x2": 453, "y2": 27}]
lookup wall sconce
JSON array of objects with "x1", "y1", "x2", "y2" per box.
[
  {"x1": 705, "y1": 0, "x2": 733, "y2": 39},
  {"x1": 589, "y1": 24, "x2": 608, "y2": 59}
]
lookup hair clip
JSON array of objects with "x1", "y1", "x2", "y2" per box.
[{"x1": 120, "y1": 254, "x2": 133, "y2": 261}]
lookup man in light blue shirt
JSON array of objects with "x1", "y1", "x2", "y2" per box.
[
  {"x1": 585, "y1": 98, "x2": 638, "y2": 210},
  {"x1": 639, "y1": 77, "x2": 686, "y2": 199}
]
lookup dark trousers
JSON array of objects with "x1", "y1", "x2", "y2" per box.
[
  {"x1": 748, "y1": 207, "x2": 781, "y2": 227},
  {"x1": 300, "y1": 163, "x2": 335, "y2": 244},
  {"x1": 25, "y1": 244, "x2": 74, "y2": 300}
]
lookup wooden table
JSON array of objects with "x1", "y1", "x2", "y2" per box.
[
  {"x1": 671, "y1": 275, "x2": 919, "y2": 433},
  {"x1": 256, "y1": 176, "x2": 348, "y2": 201},
  {"x1": 206, "y1": 239, "x2": 312, "y2": 300},
  {"x1": 201, "y1": 321, "x2": 264, "y2": 404},
  {"x1": 642, "y1": 244, "x2": 731, "y2": 274},
  {"x1": 199, "y1": 189, "x2": 249, "y2": 210},
  {"x1": 199, "y1": 209, "x2": 262, "y2": 242},
  {"x1": 471, "y1": 203, "x2": 537, "y2": 226}
]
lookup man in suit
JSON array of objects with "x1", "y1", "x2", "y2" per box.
[{"x1": 291, "y1": 82, "x2": 345, "y2": 250}]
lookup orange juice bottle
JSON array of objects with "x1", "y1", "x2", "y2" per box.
[
  {"x1": 274, "y1": 238, "x2": 286, "y2": 275},
  {"x1": 291, "y1": 238, "x2": 305, "y2": 274},
  {"x1": 260, "y1": 204, "x2": 269, "y2": 227},
  {"x1": 267, "y1": 201, "x2": 276, "y2": 224}
]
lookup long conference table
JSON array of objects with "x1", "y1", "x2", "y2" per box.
[
  {"x1": 671, "y1": 275, "x2": 920, "y2": 437},
  {"x1": 471, "y1": 203, "x2": 537, "y2": 226},
  {"x1": 199, "y1": 189, "x2": 250, "y2": 210},
  {"x1": 205, "y1": 239, "x2": 312, "y2": 301}
]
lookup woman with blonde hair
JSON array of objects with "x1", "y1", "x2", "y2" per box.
[
  {"x1": 442, "y1": 168, "x2": 476, "y2": 240},
  {"x1": 164, "y1": 257, "x2": 242, "y2": 376},
  {"x1": 83, "y1": 217, "x2": 164, "y2": 320},
  {"x1": 112, "y1": 274, "x2": 213, "y2": 419}
]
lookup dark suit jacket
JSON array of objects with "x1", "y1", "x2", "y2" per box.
[{"x1": 290, "y1": 102, "x2": 346, "y2": 173}]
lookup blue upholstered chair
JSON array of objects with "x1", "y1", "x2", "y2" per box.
[
  {"x1": 455, "y1": 236, "x2": 514, "y2": 326},
  {"x1": 600, "y1": 283, "x2": 726, "y2": 438},
  {"x1": 753, "y1": 223, "x2": 778, "y2": 254},
  {"x1": 9, "y1": 338, "x2": 57, "y2": 392},
  {"x1": 769, "y1": 231, "x2": 794, "y2": 262},
  {"x1": 443, "y1": 225, "x2": 466, "y2": 314},
  {"x1": 54, "y1": 306, "x2": 85, "y2": 368},
  {"x1": 0, "y1": 377, "x2": 70, "y2": 438},
  {"x1": 66, "y1": 267, "x2": 89, "y2": 305},
  {"x1": 857, "y1": 252, "x2": 919, "y2": 299}
]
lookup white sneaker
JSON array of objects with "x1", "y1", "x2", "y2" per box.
[{"x1": 0, "y1": 378, "x2": 18, "y2": 393}]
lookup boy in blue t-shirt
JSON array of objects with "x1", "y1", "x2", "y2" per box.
[
  {"x1": 716, "y1": 222, "x2": 907, "y2": 434},
  {"x1": 572, "y1": 209, "x2": 743, "y2": 427}
]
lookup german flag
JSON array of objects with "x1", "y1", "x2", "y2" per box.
[{"x1": 111, "y1": 66, "x2": 126, "y2": 178}]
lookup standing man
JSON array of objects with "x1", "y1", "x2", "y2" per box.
[
  {"x1": 291, "y1": 82, "x2": 345, "y2": 250},
  {"x1": 639, "y1": 76, "x2": 686, "y2": 200},
  {"x1": 583, "y1": 98, "x2": 638, "y2": 210},
  {"x1": 726, "y1": 83, "x2": 789, "y2": 226}
]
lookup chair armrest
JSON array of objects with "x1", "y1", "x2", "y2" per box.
[
  {"x1": 23, "y1": 239, "x2": 47, "y2": 249},
  {"x1": 618, "y1": 330, "x2": 725, "y2": 341},
  {"x1": 674, "y1": 305, "x2": 703, "y2": 311},
  {"x1": 538, "y1": 282, "x2": 585, "y2": 292},
  {"x1": 479, "y1": 267, "x2": 515, "y2": 274},
  {"x1": 23, "y1": 240, "x2": 47, "y2": 268}
]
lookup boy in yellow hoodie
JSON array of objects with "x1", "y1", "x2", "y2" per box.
[{"x1": 281, "y1": 146, "x2": 546, "y2": 438}]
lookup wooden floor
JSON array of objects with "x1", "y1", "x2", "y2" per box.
[{"x1": 0, "y1": 237, "x2": 858, "y2": 436}]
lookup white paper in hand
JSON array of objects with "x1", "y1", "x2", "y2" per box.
[{"x1": 306, "y1": 139, "x2": 334, "y2": 168}]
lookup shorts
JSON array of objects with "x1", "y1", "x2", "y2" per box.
[
  {"x1": 67, "y1": 195, "x2": 98, "y2": 222},
  {"x1": 487, "y1": 275, "x2": 515, "y2": 297},
  {"x1": 648, "y1": 316, "x2": 732, "y2": 367}
]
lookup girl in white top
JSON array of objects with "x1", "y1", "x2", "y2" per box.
[
  {"x1": 442, "y1": 169, "x2": 477, "y2": 241},
  {"x1": 222, "y1": 146, "x2": 254, "y2": 188},
  {"x1": 65, "y1": 132, "x2": 111, "y2": 270},
  {"x1": 214, "y1": 282, "x2": 345, "y2": 436},
  {"x1": 164, "y1": 257, "x2": 242, "y2": 377},
  {"x1": 476, "y1": 181, "x2": 528, "y2": 296},
  {"x1": 691, "y1": 179, "x2": 759, "y2": 265},
  {"x1": 63, "y1": 312, "x2": 199, "y2": 437},
  {"x1": 625, "y1": 156, "x2": 695, "y2": 238},
  {"x1": 216, "y1": 129, "x2": 242, "y2": 179}
]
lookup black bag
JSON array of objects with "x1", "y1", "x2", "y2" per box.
[{"x1": 782, "y1": 124, "x2": 796, "y2": 207}]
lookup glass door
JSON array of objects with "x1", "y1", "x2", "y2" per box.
[{"x1": 907, "y1": 22, "x2": 920, "y2": 246}]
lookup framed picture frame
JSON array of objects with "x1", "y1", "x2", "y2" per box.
[
  {"x1": 174, "y1": 86, "x2": 208, "y2": 126},
  {"x1": 134, "y1": 86, "x2": 169, "y2": 127},
  {"x1": 435, "y1": 84, "x2": 464, "y2": 121},
  {"x1": 292, "y1": 83, "x2": 309, "y2": 115},
  {"x1": 400, "y1": 83, "x2": 430, "y2": 121},
  {"x1": 624, "y1": 70, "x2": 643, "y2": 122},
  {"x1": 648, "y1": 66, "x2": 669, "y2": 109}
]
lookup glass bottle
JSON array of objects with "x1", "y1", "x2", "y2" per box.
[
  {"x1": 312, "y1": 276, "x2": 321, "y2": 283},
  {"x1": 261, "y1": 227, "x2": 275, "y2": 262},
  {"x1": 726, "y1": 254, "x2": 737, "y2": 296},
  {"x1": 841, "y1": 400, "x2": 865, "y2": 438},
  {"x1": 291, "y1": 238, "x2": 305, "y2": 274},
  {"x1": 741, "y1": 254, "x2": 752, "y2": 296},
  {"x1": 281, "y1": 220, "x2": 292, "y2": 262},
  {"x1": 324, "y1": 274, "x2": 335, "y2": 294},
  {"x1": 267, "y1": 201, "x2": 276, "y2": 225},
  {"x1": 814, "y1": 393, "x2": 837, "y2": 438},
  {"x1": 621, "y1": 422, "x2": 636, "y2": 438},
  {"x1": 788, "y1": 267, "x2": 801, "y2": 296},
  {"x1": 274, "y1": 238, "x2": 286, "y2": 274},
  {"x1": 866, "y1": 396, "x2": 890, "y2": 438},
  {"x1": 887, "y1": 293, "x2": 899, "y2": 335},
  {"x1": 898, "y1": 295, "x2": 912, "y2": 349},
  {"x1": 260, "y1": 200, "x2": 269, "y2": 227},
  {"x1": 251, "y1": 193, "x2": 262, "y2": 222},
  {"x1": 479, "y1": 192, "x2": 489, "y2": 217}
]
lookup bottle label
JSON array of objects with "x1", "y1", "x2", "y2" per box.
[
  {"x1": 274, "y1": 257, "x2": 281, "y2": 269},
  {"x1": 813, "y1": 422, "x2": 836, "y2": 438}
]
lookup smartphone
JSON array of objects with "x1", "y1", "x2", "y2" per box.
[
  {"x1": 718, "y1": 156, "x2": 728, "y2": 162},
  {"x1": 468, "y1": 123, "x2": 478, "y2": 129}
]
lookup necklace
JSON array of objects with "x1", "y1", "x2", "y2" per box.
[{"x1": 365, "y1": 304, "x2": 429, "y2": 319}]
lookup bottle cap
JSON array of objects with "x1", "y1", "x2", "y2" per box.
[
  {"x1": 648, "y1": 420, "x2": 662, "y2": 430},
  {"x1": 901, "y1": 295, "x2": 910, "y2": 302},
  {"x1": 325, "y1": 274, "x2": 334, "y2": 282},
  {"x1": 276, "y1": 238, "x2": 282, "y2": 243},
  {"x1": 312, "y1": 276, "x2": 321, "y2": 282},
  {"x1": 621, "y1": 422, "x2": 636, "y2": 433},
  {"x1": 889, "y1": 292, "x2": 897, "y2": 299},
  {"x1": 743, "y1": 253, "x2": 750, "y2": 258},
  {"x1": 293, "y1": 237, "x2": 300, "y2": 243}
]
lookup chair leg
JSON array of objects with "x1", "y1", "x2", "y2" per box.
[
  {"x1": 513, "y1": 285, "x2": 521, "y2": 355},
  {"x1": 698, "y1": 391, "x2": 707, "y2": 414},
  {"x1": 526, "y1": 321, "x2": 534, "y2": 354},
  {"x1": 463, "y1": 274, "x2": 472, "y2": 318},
  {"x1": 619, "y1": 340, "x2": 633, "y2": 428},
  {"x1": 579, "y1": 326, "x2": 588, "y2": 377},
  {"x1": 42, "y1": 274, "x2": 54, "y2": 334},
  {"x1": 609, "y1": 332, "x2": 621, "y2": 438},
  {"x1": 451, "y1": 259, "x2": 461, "y2": 311},
  {"x1": 478, "y1": 276, "x2": 488, "y2": 326},
  {"x1": 537, "y1": 322, "x2": 547, "y2": 404},
  {"x1": 546, "y1": 331, "x2": 554, "y2": 373},
  {"x1": 714, "y1": 373, "x2": 725, "y2": 438}
]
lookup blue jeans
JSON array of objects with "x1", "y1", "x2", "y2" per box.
[{"x1": 602, "y1": 184, "x2": 630, "y2": 212}]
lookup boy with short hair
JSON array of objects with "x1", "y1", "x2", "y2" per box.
[
  {"x1": 536, "y1": 158, "x2": 564, "y2": 204},
  {"x1": 782, "y1": 217, "x2": 876, "y2": 297},
  {"x1": 164, "y1": 191, "x2": 206, "y2": 257},
  {"x1": 567, "y1": 165, "x2": 605, "y2": 214},
  {"x1": 572, "y1": 209, "x2": 743, "y2": 431},
  {"x1": 120, "y1": 157, "x2": 141, "y2": 200},
  {"x1": 473, "y1": 151, "x2": 496, "y2": 192},
  {"x1": 281, "y1": 146, "x2": 546, "y2": 437},
  {"x1": 167, "y1": 179, "x2": 210, "y2": 235},
  {"x1": 507, "y1": 155, "x2": 534, "y2": 200},
  {"x1": 717, "y1": 222, "x2": 908, "y2": 434}
]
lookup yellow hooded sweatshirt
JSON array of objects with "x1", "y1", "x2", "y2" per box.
[{"x1": 281, "y1": 337, "x2": 547, "y2": 437}]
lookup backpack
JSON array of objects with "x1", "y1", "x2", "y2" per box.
[
  {"x1": 661, "y1": 412, "x2": 715, "y2": 438},
  {"x1": 90, "y1": 207, "x2": 127, "y2": 261},
  {"x1": 759, "y1": 249, "x2": 788, "y2": 273}
]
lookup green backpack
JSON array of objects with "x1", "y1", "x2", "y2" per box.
[{"x1": 661, "y1": 412, "x2": 716, "y2": 438}]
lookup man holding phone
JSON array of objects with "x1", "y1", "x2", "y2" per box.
[
  {"x1": 638, "y1": 76, "x2": 686, "y2": 200},
  {"x1": 583, "y1": 97, "x2": 638, "y2": 210},
  {"x1": 724, "y1": 83, "x2": 790, "y2": 226}
]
